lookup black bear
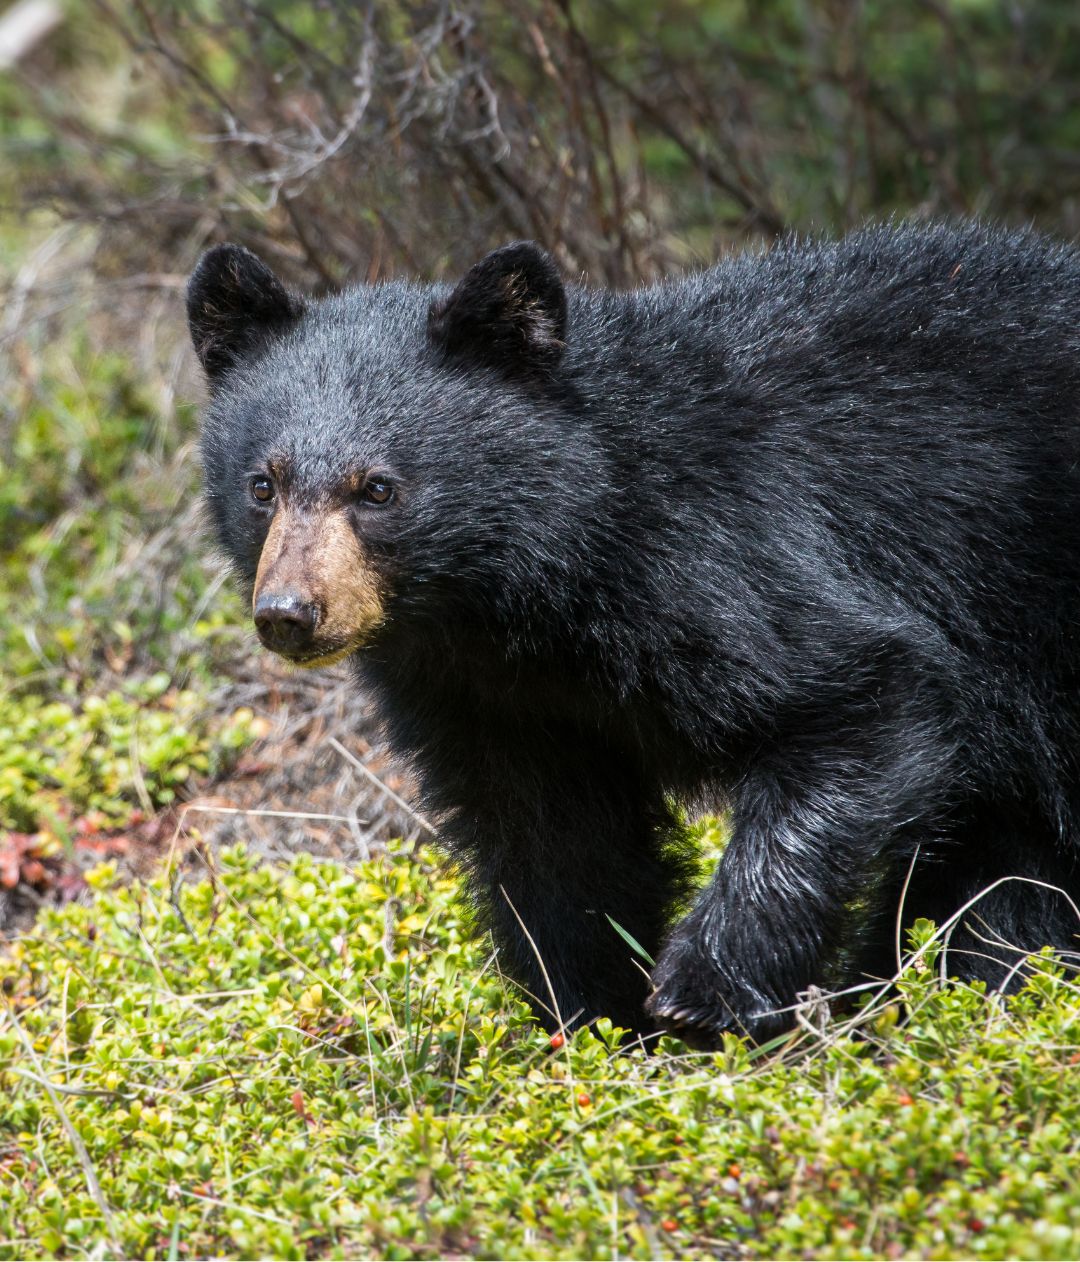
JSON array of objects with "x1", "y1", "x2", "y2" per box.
[{"x1": 189, "y1": 222, "x2": 1080, "y2": 1046}]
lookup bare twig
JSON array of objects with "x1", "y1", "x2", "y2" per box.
[{"x1": 327, "y1": 736, "x2": 438, "y2": 838}]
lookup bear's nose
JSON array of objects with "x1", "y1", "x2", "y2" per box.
[{"x1": 253, "y1": 592, "x2": 319, "y2": 655}]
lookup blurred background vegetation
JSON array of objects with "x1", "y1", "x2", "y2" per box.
[{"x1": 11, "y1": 0, "x2": 1080, "y2": 293}]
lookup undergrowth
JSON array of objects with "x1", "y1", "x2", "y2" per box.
[
  {"x1": 0, "y1": 344, "x2": 254, "y2": 898},
  {"x1": 0, "y1": 679, "x2": 253, "y2": 835},
  {"x1": 1, "y1": 843, "x2": 1079, "y2": 1260},
  {"x1": 0, "y1": 344, "x2": 245, "y2": 688}
]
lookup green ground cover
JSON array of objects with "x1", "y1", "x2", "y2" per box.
[{"x1": 2, "y1": 845, "x2": 1078, "y2": 1260}]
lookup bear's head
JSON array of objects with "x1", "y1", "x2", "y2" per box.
[{"x1": 187, "y1": 241, "x2": 587, "y2": 668}]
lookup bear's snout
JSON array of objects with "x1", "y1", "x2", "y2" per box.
[
  {"x1": 253, "y1": 591, "x2": 319, "y2": 656},
  {"x1": 251, "y1": 501, "x2": 387, "y2": 667}
]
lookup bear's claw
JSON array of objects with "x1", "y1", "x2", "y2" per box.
[{"x1": 645, "y1": 994, "x2": 743, "y2": 1049}]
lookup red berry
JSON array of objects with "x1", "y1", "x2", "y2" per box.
[
  {"x1": 661, "y1": 1219, "x2": 678, "y2": 1233},
  {"x1": 728, "y1": 1163, "x2": 741, "y2": 1178},
  {"x1": 577, "y1": 1092, "x2": 591, "y2": 1107},
  {"x1": 549, "y1": 1033, "x2": 565, "y2": 1049},
  {"x1": 897, "y1": 1092, "x2": 914, "y2": 1106},
  {"x1": 969, "y1": 1218, "x2": 986, "y2": 1233}
]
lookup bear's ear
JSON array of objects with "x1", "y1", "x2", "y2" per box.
[
  {"x1": 187, "y1": 244, "x2": 305, "y2": 382},
  {"x1": 428, "y1": 241, "x2": 567, "y2": 374}
]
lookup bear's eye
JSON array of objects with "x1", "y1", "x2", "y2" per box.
[
  {"x1": 361, "y1": 476, "x2": 395, "y2": 506},
  {"x1": 250, "y1": 476, "x2": 274, "y2": 504}
]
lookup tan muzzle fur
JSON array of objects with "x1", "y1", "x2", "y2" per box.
[{"x1": 253, "y1": 503, "x2": 385, "y2": 666}]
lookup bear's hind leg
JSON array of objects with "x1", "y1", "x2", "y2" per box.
[{"x1": 896, "y1": 804, "x2": 1080, "y2": 990}]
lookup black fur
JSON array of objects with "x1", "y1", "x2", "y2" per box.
[{"x1": 192, "y1": 223, "x2": 1080, "y2": 1045}]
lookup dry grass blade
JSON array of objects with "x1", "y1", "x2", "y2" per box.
[{"x1": 2, "y1": 1004, "x2": 123, "y2": 1254}]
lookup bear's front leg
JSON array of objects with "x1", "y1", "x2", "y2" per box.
[
  {"x1": 412, "y1": 720, "x2": 698, "y2": 1040},
  {"x1": 647, "y1": 732, "x2": 951, "y2": 1046}
]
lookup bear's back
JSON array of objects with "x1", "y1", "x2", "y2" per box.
[{"x1": 558, "y1": 222, "x2": 1080, "y2": 699}]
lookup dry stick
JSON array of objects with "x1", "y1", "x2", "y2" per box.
[
  {"x1": 3, "y1": 1006, "x2": 122, "y2": 1254},
  {"x1": 127, "y1": 719, "x2": 156, "y2": 820},
  {"x1": 183, "y1": 803, "x2": 367, "y2": 825},
  {"x1": 10, "y1": 1069, "x2": 133, "y2": 1100},
  {"x1": 831, "y1": 882, "x2": 1071, "y2": 1043},
  {"x1": 965, "y1": 925, "x2": 1046, "y2": 999},
  {"x1": 593, "y1": 59, "x2": 784, "y2": 237},
  {"x1": 556, "y1": 0, "x2": 637, "y2": 281},
  {"x1": 812, "y1": 873, "x2": 1080, "y2": 1044},
  {"x1": 176, "y1": 1188, "x2": 292, "y2": 1228},
  {"x1": 327, "y1": 736, "x2": 438, "y2": 837},
  {"x1": 447, "y1": 947, "x2": 501, "y2": 1117}
]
